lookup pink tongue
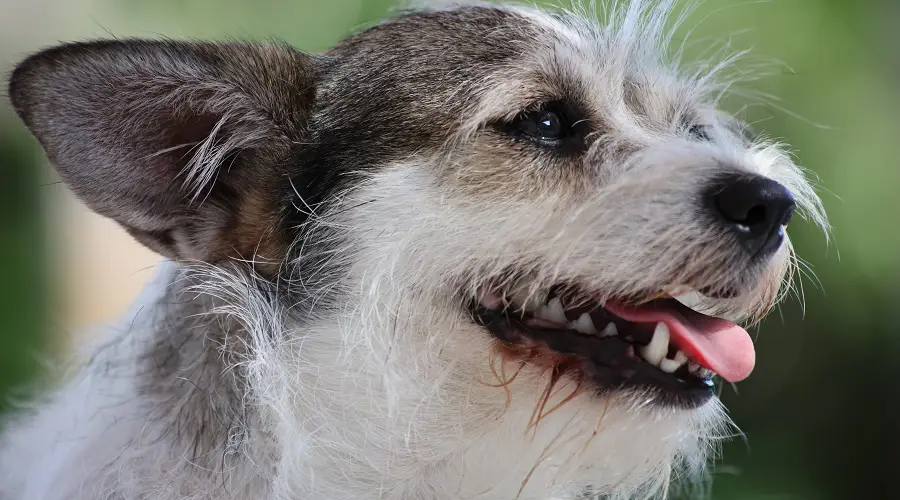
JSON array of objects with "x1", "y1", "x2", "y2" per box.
[{"x1": 604, "y1": 300, "x2": 755, "y2": 383}]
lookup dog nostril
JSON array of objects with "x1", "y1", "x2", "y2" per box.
[
  {"x1": 717, "y1": 197, "x2": 770, "y2": 231},
  {"x1": 710, "y1": 175, "x2": 796, "y2": 258},
  {"x1": 740, "y1": 205, "x2": 767, "y2": 228}
]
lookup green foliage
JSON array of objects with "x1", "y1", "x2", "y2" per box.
[{"x1": 0, "y1": 126, "x2": 48, "y2": 415}]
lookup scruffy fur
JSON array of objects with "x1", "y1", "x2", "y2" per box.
[{"x1": 0, "y1": 1, "x2": 826, "y2": 499}]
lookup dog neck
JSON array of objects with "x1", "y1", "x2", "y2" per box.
[{"x1": 111, "y1": 261, "x2": 275, "y2": 493}]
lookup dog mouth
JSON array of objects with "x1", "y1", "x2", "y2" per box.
[{"x1": 469, "y1": 284, "x2": 755, "y2": 408}]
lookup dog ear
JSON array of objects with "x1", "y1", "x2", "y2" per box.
[{"x1": 8, "y1": 40, "x2": 317, "y2": 262}]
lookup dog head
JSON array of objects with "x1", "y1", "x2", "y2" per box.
[{"x1": 9, "y1": 1, "x2": 826, "y2": 498}]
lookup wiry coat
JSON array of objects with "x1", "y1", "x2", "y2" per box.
[{"x1": 0, "y1": 1, "x2": 825, "y2": 499}]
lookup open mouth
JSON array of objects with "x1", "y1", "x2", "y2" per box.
[{"x1": 469, "y1": 285, "x2": 755, "y2": 408}]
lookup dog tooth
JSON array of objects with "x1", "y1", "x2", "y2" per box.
[
  {"x1": 600, "y1": 322, "x2": 618, "y2": 337},
  {"x1": 687, "y1": 362, "x2": 701, "y2": 374},
  {"x1": 535, "y1": 299, "x2": 553, "y2": 320},
  {"x1": 543, "y1": 297, "x2": 567, "y2": 324},
  {"x1": 536, "y1": 297, "x2": 567, "y2": 325},
  {"x1": 569, "y1": 313, "x2": 597, "y2": 334},
  {"x1": 698, "y1": 368, "x2": 715, "y2": 380},
  {"x1": 659, "y1": 358, "x2": 683, "y2": 373},
  {"x1": 640, "y1": 322, "x2": 669, "y2": 366},
  {"x1": 660, "y1": 351, "x2": 688, "y2": 373}
]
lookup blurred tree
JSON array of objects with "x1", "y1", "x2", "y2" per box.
[{"x1": 0, "y1": 124, "x2": 48, "y2": 415}]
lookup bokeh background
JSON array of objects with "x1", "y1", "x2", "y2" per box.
[{"x1": 0, "y1": 0, "x2": 896, "y2": 498}]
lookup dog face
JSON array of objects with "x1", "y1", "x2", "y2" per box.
[{"x1": 9, "y1": 1, "x2": 826, "y2": 498}]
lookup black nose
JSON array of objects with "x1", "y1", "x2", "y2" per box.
[{"x1": 710, "y1": 175, "x2": 796, "y2": 257}]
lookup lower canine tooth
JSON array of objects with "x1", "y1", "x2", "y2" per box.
[
  {"x1": 688, "y1": 362, "x2": 701, "y2": 374},
  {"x1": 569, "y1": 313, "x2": 597, "y2": 334},
  {"x1": 600, "y1": 323, "x2": 618, "y2": 337},
  {"x1": 640, "y1": 322, "x2": 669, "y2": 366},
  {"x1": 659, "y1": 358, "x2": 685, "y2": 373}
]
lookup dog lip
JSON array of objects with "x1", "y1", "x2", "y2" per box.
[{"x1": 470, "y1": 288, "x2": 717, "y2": 407}]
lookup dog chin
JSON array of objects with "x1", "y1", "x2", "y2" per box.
[
  {"x1": 432, "y1": 312, "x2": 730, "y2": 499},
  {"x1": 438, "y1": 376, "x2": 728, "y2": 499}
]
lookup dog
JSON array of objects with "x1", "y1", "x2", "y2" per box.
[{"x1": 0, "y1": 1, "x2": 827, "y2": 498}]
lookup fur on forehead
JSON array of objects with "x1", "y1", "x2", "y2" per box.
[
  {"x1": 300, "y1": 2, "x2": 701, "y2": 190},
  {"x1": 337, "y1": 1, "x2": 733, "y2": 154}
]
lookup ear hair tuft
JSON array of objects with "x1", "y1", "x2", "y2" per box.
[{"x1": 9, "y1": 40, "x2": 319, "y2": 262}]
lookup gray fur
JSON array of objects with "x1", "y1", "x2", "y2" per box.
[{"x1": 9, "y1": 41, "x2": 316, "y2": 260}]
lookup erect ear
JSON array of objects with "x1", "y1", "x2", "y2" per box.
[{"x1": 8, "y1": 40, "x2": 317, "y2": 262}]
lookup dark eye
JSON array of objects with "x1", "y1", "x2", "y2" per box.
[
  {"x1": 517, "y1": 109, "x2": 568, "y2": 141},
  {"x1": 689, "y1": 124, "x2": 711, "y2": 141},
  {"x1": 505, "y1": 101, "x2": 587, "y2": 152}
]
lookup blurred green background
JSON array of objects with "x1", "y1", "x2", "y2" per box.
[{"x1": 0, "y1": 0, "x2": 896, "y2": 498}]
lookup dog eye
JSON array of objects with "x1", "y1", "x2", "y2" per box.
[
  {"x1": 505, "y1": 102, "x2": 588, "y2": 153},
  {"x1": 689, "y1": 124, "x2": 711, "y2": 141},
  {"x1": 516, "y1": 110, "x2": 568, "y2": 141}
]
